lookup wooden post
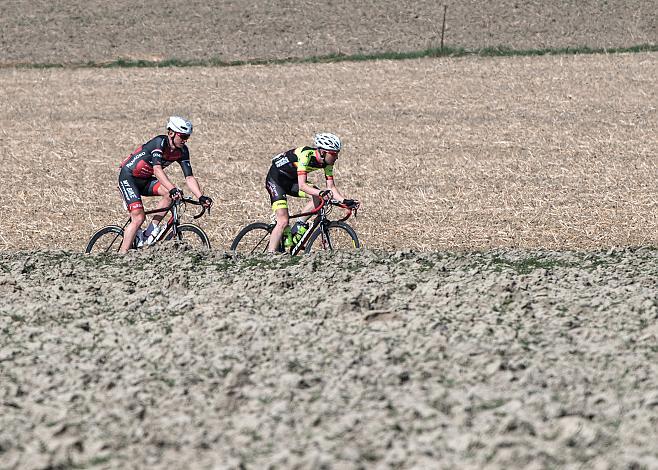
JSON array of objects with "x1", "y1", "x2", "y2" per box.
[{"x1": 441, "y1": 5, "x2": 448, "y2": 51}]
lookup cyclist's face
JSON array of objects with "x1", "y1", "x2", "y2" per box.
[
  {"x1": 322, "y1": 150, "x2": 339, "y2": 164},
  {"x1": 169, "y1": 131, "x2": 190, "y2": 148}
]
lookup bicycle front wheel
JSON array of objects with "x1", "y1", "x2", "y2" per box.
[
  {"x1": 164, "y1": 224, "x2": 211, "y2": 250},
  {"x1": 230, "y1": 222, "x2": 281, "y2": 255},
  {"x1": 85, "y1": 225, "x2": 124, "y2": 254},
  {"x1": 305, "y1": 221, "x2": 360, "y2": 253}
]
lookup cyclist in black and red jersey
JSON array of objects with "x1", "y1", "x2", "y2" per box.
[
  {"x1": 117, "y1": 116, "x2": 213, "y2": 253},
  {"x1": 265, "y1": 132, "x2": 359, "y2": 253}
]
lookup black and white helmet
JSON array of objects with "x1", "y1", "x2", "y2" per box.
[
  {"x1": 314, "y1": 132, "x2": 341, "y2": 152},
  {"x1": 167, "y1": 116, "x2": 193, "y2": 135}
]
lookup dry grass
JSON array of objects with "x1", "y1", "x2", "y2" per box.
[{"x1": 1, "y1": 52, "x2": 656, "y2": 252}]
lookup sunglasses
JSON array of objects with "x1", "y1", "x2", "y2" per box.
[
  {"x1": 324, "y1": 150, "x2": 339, "y2": 157},
  {"x1": 176, "y1": 132, "x2": 191, "y2": 140}
]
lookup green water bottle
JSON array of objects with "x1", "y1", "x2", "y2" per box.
[
  {"x1": 283, "y1": 225, "x2": 293, "y2": 248},
  {"x1": 291, "y1": 221, "x2": 308, "y2": 245}
]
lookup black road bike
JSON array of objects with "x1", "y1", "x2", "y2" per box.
[
  {"x1": 85, "y1": 197, "x2": 210, "y2": 253},
  {"x1": 230, "y1": 198, "x2": 360, "y2": 255}
]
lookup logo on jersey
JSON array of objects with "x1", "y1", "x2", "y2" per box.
[
  {"x1": 125, "y1": 151, "x2": 146, "y2": 168},
  {"x1": 119, "y1": 179, "x2": 137, "y2": 199},
  {"x1": 273, "y1": 153, "x2": 290, "y2": 168},
  {"x1": 127, "y1": 201, "x2": 144, "y2": 211}
]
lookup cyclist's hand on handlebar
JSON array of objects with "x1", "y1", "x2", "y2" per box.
[
  {"x1": 169, "y1": 188, "x2": 183, "y2": 200},
  {"x1": 199, "y1": 195, "x2": 213, "y2": 208},
  {"x1": 319, "y1": 190, "x2": 333, "y2": 200},
  {"x1": 342, "y1": 198, "x2": 360, "y2": 209}
]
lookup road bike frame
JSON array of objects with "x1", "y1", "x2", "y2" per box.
[
  {"x1": 288, "y1": 198, "x2": 357, "y2": 255},
  {"x1": 229, "y1": 198, "x2": 359, "y2": 255},
  {"x1": 121, "y1": 197, "x2": 207, "y2": 248},
  {"x1": 85, "y1": 197, "x2": 211, "y2": 254}
]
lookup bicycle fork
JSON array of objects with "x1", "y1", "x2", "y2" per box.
[{"x1": 316, "y1": 223, "x2": 333, "y2": 250}]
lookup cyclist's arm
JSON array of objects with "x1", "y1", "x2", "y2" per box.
[
  {"x1": 323, "y1": 165, "x2": 345, "y2": 202},
  {"x1": 297, "y1": 172, "x2": 322, "y2": 197},
  {"x1": 176, "y1": 152, "x2": 203, "y2": 197},
  {"x1": 325, "y1": 178, "x2": 346, "y2": 202},
  {"x1": 153, "y1": 164, "x2": 177, "y2": 192},
  {"x1": 185, "y1": 175, "x2": 204, "y2": 199}
]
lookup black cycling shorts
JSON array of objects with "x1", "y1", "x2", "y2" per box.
[
  {"x1": 118, "y1": 167, "x2": 161, "y2": 211},
  {"x1": 265, "y1": 165, "x2": 317, "y2": 211}
]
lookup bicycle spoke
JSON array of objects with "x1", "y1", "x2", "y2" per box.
[
  {"x1": 245, "y1": 231, "x2": 270, "y2": 254},
  {"x1": 164, "y1": 224, "x2": 210, "y2": 250},
  {"x1": 85, "y1": 226, "x2": 125, "y2": 254},
  {"x1": 231, "y1": 223, "x2": 278, "y2": 255}
]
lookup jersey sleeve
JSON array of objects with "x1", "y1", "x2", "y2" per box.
[
  {"x1": 178, "y1": 148, "x2": 193, "y2": 177},
  {"x1": 151, "y1": 137, "x2": 165, "y2": 166},
  {"x1": 295, "y1": 148, "x2": 313, "y2": 175},
  {"x1": 324, "y1": 164, "x2": 334, "y2": 180}
]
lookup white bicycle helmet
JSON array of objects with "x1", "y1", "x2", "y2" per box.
[
  {"x1": 314, "y1": 132, "x2": 341, "y2": 152},
  {"x1": 167, "y1": 116, "x2": 193, "y2": 135}
]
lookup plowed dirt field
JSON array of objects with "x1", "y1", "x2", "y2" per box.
[{"x1": 2, "y1": 248, "x2": 658, "y2": 469}]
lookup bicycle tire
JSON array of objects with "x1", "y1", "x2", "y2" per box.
[
  {"x1": 164, "y1": 224, "x2": 211, "y2": 249},
  {"x1": 304, "y1": 221, "x2": 360, "y2": 253},
  {"x1": 230, "y1": 222, "x2": 283, "y2": 255},
  {"x1": 85, "y1": 225, "x2": 125, "y2": 254}
]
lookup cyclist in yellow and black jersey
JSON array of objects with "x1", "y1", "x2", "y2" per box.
[
  {"x1": 265, "y1": 132, "x2": 359, "y2": 253},
  {"x1": 269, "y1": 146, "x2": 335, "y2": 182}
]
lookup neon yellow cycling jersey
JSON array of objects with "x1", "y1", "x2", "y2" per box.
[{"x1": 271, "y1": 146, "x2": 334, "y2": 181}]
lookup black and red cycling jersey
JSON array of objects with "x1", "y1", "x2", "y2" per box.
[{"x1": 120, "y1": 135, "x2": 193, "y2": 179}]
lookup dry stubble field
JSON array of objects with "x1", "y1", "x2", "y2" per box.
[
  {"x1": 1, "y1": 53, "x2": 657, "y2": 251},
  {"x1": 2, "y1": 1, "x2": 658, "y2": 469}
]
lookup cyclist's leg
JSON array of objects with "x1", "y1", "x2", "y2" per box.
[
  {"x1": 118, "y1": 172, "x2": 147, "y2": 253},
  {"x1": 146, "y1": 180, "x2": 171, "y2": 225},
  {"x1": 266, "y1": 170, "x2": 291, "y2": 253},
  {"x1": 119, "y1": 207, "x2": 146, "y2": 253},
  {"x1": 268, "y1": 205, "x2": 289, "y2": 253}
]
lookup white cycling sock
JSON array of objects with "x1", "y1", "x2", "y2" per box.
[{"x1": 143, "y1": 222, "x2": 158, "y2": 237}]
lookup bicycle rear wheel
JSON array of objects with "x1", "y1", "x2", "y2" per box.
[
  {"x1": 305, "y1": 221, "x2": 360, "y2": 253},
  {"x1": 230, "y1": 222, "x2": 282, "y2": 255},
  {"x1": 164, "y1": 224, "x2": 211, "y2": 249},
  {"x1": 85, "y1": 225, "x2": 124, "y2": 254}
]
